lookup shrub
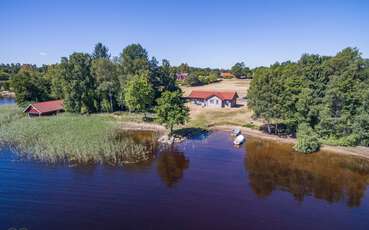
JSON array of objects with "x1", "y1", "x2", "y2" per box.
[
  {"x1": 184, "y1": 74, "x2": 202, "y2": 86},
  {"x1": 294, "y1": 123, "x2": 320, "y2": 153}
]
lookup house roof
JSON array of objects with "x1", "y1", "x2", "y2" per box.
[
  {"x1": 24, "y1": 100, "x2": 64, "y2": 114},
  {"x1": 221, "y1": 72, "x2": 234, "y2": 78},
  {"x1": 176, "y1": 72, "x2": 189, "y2": 77},
  {"x1": 187, "y1": 90, "x2": 238, "y2": 101}
]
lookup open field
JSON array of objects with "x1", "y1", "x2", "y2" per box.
[{"x1": 181, "y1": 78, "x2": 251, "y2": 101}]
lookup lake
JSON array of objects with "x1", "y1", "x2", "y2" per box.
[
  {"x1": 0, "y1": 97, "x2": 15, "y2": 105},
  {"x1": 1, "y1": 131, "x2": 369, "y2": 230}
]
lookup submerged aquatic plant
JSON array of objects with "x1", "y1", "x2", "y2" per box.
[{"x1": 0, "y1": 113, "x2": 157, "y2": 165}]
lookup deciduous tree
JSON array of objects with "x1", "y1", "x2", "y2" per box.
[{"x1": 155, "y1": 91, "x2": 189, "y2": 136}]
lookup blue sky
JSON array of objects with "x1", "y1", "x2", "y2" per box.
[{"x1": 1, "y1": 0, "x2": 368, "y2": 68}]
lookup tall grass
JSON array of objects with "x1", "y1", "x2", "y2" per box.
[
  {"x1": 0, "y1": 105, "x2": 24, "y2": 127},
  {"x1": 0, "y1": 112, "x2": 157, "y2": 165}
]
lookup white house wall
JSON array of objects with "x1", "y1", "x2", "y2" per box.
[{"x1": 206, "y1": 96, "x2": 222, "y2": 108}]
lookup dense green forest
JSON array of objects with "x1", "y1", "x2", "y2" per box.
[
  {"x1": 247, "y1": 47, "x2": 369, "y2": 152},
  {"x1": 1, "y1": 43, "x2": 201, "y2": 134},
  {"x1": 6, "y1": 43, "x2": 179, "y2": 112},
  {"x1": 3, "y1": 44, "x2": 368, "y2": 152},
  {"x1": 0, "y1": 46, "x2": 251, "y2": 94},
  {"x1": 1, "y1": 42, "x2": 248, "y2": 104}
]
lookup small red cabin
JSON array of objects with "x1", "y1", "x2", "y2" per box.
[{"x1": 23, "y1": 100, "x2": 64, "y2": 116}]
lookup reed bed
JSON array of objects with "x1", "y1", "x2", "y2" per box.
[
  {"x1": 0, "y1": 112, "x2": 155, "y2": 165},
  {"x1": 0, "y1": 105, "x2": 23, "y2": 127}
]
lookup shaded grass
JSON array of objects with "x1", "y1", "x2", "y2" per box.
[
  {"x1": 243, "y1": 122, "x2": 259, "y2": 129},
  {"x1": 0, "y1": 111, "x2": 156, "y2": 165}
]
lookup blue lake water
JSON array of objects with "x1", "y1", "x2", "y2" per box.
[
  {"x1": 0, "y1": 97, "x2": 15, "y2": 106},
  {"x1": 0, "y1": 132, "x2": 369, "y2": 230}
]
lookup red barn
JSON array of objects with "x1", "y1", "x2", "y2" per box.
[{"x1": 23, "y1": 100, "x2": 64, "y2": 116}]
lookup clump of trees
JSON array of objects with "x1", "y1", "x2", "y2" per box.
[
  {"x1": 10, "y1": 43, "x2": 180, "y2": 111},
  {"x1": 247, "y1": 47, "x2": 369, "y2": 152},
  {"x1": 231, "y1": 62, "x2": 252, "y2": 79},
  {"x1": 8, "y1": 42, "x2": 190, "y2": 134},
  {"x1": 0, "y1": 64, "x2": 22, "y2": 91},
  {"x1": 183, "y1": 72, "x2": 219, "y2": 86}
]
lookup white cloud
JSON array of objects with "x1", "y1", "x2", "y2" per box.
[{"x1": 39, "y1": 52, "x2": 48, "y2": 56}]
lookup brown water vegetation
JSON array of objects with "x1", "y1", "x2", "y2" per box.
[
  {"x1": 245, "y1": 137, "x2": 369, "y2": 207},
  {"x1": 157, "y1": 147, "x2": 189, "y2": 187}
]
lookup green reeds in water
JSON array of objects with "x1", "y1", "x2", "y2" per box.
[
  {"x1": 0, "y1": 112, "x2": 156, "y2": 165},
  {"x1": 0, "y1": 105, "x2": 23, "y2": 127}
]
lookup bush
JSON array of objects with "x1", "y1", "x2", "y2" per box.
[
  {"x1": 294, "y1": 123, "x2": 320, "y2": 153},
  {"x1": 243, "y1": 122, "x2": 258, "y2": 129},
  {"x1": 184, "y1": 74, "x2": 202, "y2": 86},
  {"x1": 321, "y1": 134, "x2": 359, "y2": 147},
  {"x1": 198, "y1": 73, "x2": 218, "y2": 85}
]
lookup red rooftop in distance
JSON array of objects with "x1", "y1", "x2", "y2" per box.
[{"x1": 23, "y1": 100, "x2": 64, "y2": 116}]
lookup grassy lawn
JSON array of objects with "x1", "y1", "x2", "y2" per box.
[
  {"x1": 180, "y1": 78, "x2": 263, "y2": 129},
  {"x1": 187, "y1": 105, "x2": 261, "y2": 129}
]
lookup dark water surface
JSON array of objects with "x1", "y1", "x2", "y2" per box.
[{"x1": 1, "y1": 132, "x2": 369, "y2": 230}]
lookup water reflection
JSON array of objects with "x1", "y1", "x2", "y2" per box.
[
  {"x1": 157, "y1": 147, "x2": 189, "y2": 187},
  {"x1": 245, "y1": 137, "x2": 369, "y2": 207},
  {"x1": 112, "y1": 130, "x2": 159, "y2": 164}
]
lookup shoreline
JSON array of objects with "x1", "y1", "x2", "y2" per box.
[
  {"x1": 0, "y1": 91, "x2": 16, "y2": 98},
  {"x1": 118, "y1": 122, "x2": 369, "y2": 161}
]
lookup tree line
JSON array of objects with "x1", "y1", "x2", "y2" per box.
[
  {"x1": 9, "y1": 43, "x2": 178, "y2": 111},
  {"x1": 247, "y1": 47, "x2": 369, "y2": 152}
]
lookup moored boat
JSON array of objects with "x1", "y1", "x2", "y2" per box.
[
  {"x1": 233, "y1": 134, "x2": 245, "y2": 145},
  {"x1": 231, "y1": 128, "x2": 241, "y2": 136}
]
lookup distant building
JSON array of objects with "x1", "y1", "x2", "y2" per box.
[
  {"x1": 24, "y1": 100, "x2": 64, "y2": 116},
  {"x1": 220, "y1": 72, "x2": 234, "y2": 79},
  {"x1": 186, "y1": 90, "x2": 238, "y2": 108},
  {"x1": 176, "y1": 72, "x2": 189, "y2": 81}
]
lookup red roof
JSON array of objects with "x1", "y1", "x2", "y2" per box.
[
  {"x1": 187, "y1": 90, "x2": 238, "y2": 101},
  {"x1": 221, "y1": 72, "x2": 234, "y2": 78},
  {"x1": 24, "y1": 100, "x2": 64, "y2": 114}
]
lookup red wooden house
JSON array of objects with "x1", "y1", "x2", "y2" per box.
[
  {"x1": 23, "y1": 100, "x2": 64, "y2": 116},
  {"x1": 186, "y1": 90, "x2": 238, "y2": 108}
]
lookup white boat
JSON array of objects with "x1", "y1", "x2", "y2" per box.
[
  {"x1": 233, "y1": 134, "x2": 245, "y2": 145},
  {"x1": 231, "y1": 128, "x2": 241, "y2": 136}
]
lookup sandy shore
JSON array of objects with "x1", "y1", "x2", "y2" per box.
[
  {"x1": 214, "y1": 125, "x2": 369, "y2": 160},
  {"x1": 118, "y1": 121, "x2": 369, "y2": 160},
  {"x1": 0, "y1": 91, "x2": 16, "y2": 98}
]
